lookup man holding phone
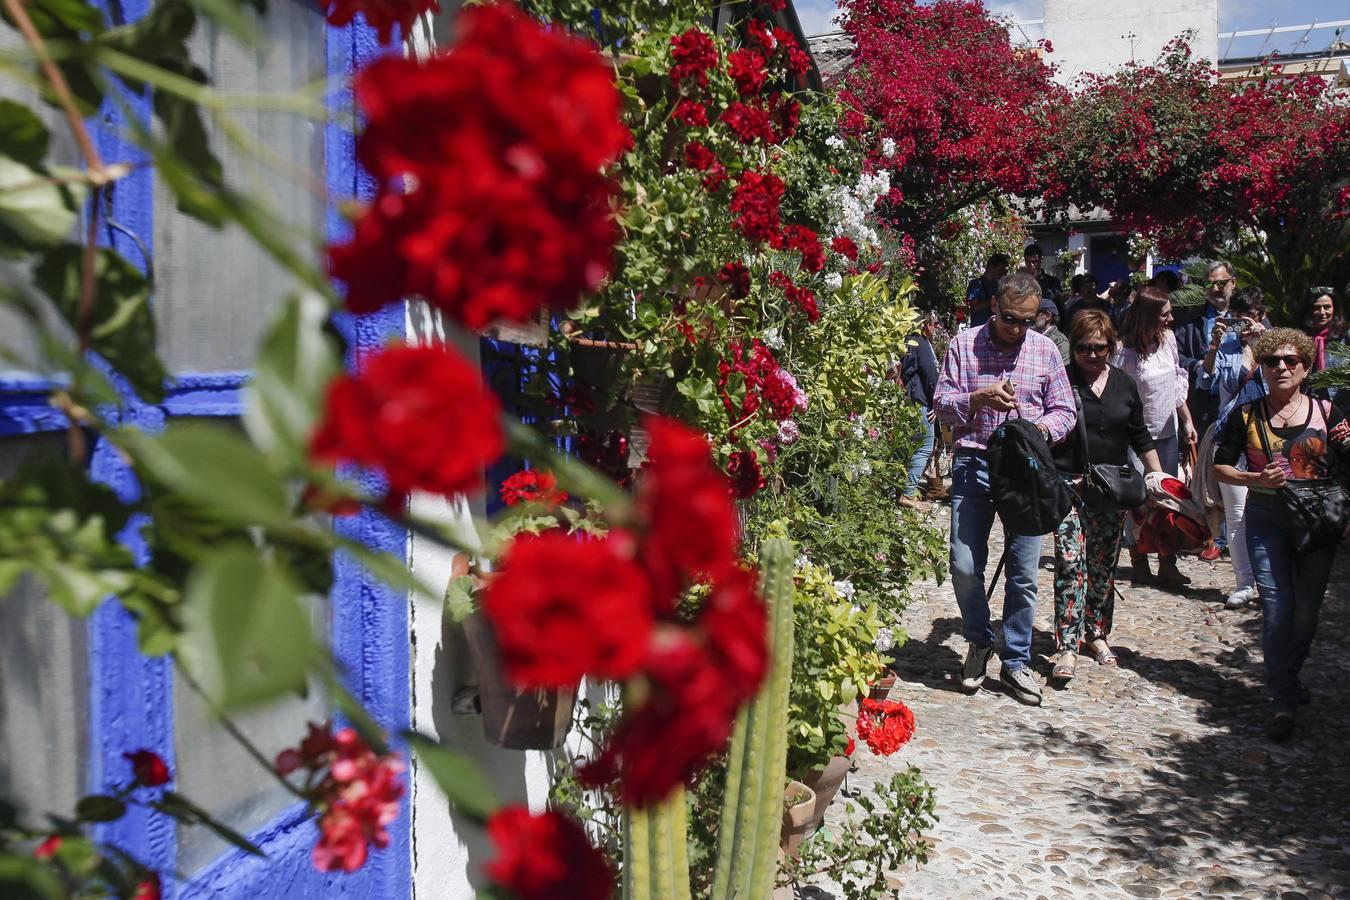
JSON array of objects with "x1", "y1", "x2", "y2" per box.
[{"x1": 935, "y1": 272, "x2": 1077, "y2": 706}]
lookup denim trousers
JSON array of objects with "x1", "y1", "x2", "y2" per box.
[
  {"x1": 949, "y1": 453, "x2": 1043, "y2": 671},
  {"x1": 904, "y1": 405, "x2": 935, "y2": 497},
  {"x1": 1245, "y1": 493, "x2": 1338, "y2": 713}
]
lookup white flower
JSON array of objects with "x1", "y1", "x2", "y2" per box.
[
  {"x1": 858, "y1": 459, "x2": 873, "y2": 476},
  {"x1": 833, "y1": 578, "x2": 856, "y2": 600},
  {"x1": 824, "y1": 272, "x2": 843, "y2": 292},
  {"x1": 795, "y1": 552, "x2": 811, "y2": 569},
  {"x1": 762, "y1": 326, "x2": 784, "y2": 350},
  {"x1": 881, "y1": 138, "x2": 896, "y2": 156},
  {"x1": 874, "y1": 627, "x2": 896, "y2": 652},
  {"x1": 825, "y1": 134, "x2": 846, "y2": 151},
  {"x1": 852, "y1": 421, "x2": 866, "y2": 440}
]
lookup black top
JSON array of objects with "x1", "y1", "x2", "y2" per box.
[
  {"x1": 1215, "y1": 395, "x2": 1345, "y2": 482},
  {"x1": 1052, "y1": 365, "x2": 1157, "y2": 474},
  {"x1": 900, "y1": 334, "x2": 938, "y2": 407}
]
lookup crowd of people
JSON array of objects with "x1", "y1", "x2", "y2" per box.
[{"x1": 913, "y1": 249, "x2": 1346, "y2": 743}]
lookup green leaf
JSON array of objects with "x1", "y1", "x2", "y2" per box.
[
  {"x1": 117, "y1": 421, "x2": 290, "y2": 527},
  {"x1": 75, "y1": 794, "x2": 126, "y2": 822},
  {"x1": 29, "y1": 0, "x2": 105, "y2": 34},
  {"x1": 443, "y1": 574, "x2": 476, "y2": 623},
  {"x1": 0, "y1": 158, "x2": 83, "y2": 249},
  {"x1": 154, "y1": 792, "x2": 265, "y2": 856},
  {"x1": 0, "y1": 855, "x2": 63, "y2": 900},
  {"x1": 0, "y1": 102, "x2": 50, "y2": 167},
  {"x1": 406, "y1": 733, "x2": 498, "y2": 823},
  {"x1": 32, "y1": 243, "x2": 166, "y2": 401},
  {"x1": 175, "y1": 548, "x2": 316, "y2": 709},
  {"x1": 243, "y1": 292, "x2": 341, "y2": 459}
]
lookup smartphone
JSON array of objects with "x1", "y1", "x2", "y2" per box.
[{"x1": 1215, "y1": 315, "x2": 1237, "y2": 326}]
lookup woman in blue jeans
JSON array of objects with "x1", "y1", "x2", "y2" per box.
[
  {"x1": 898, "y1": 317, "x2": 939, "y2": 512},
  {"x1": 1213, "y1": 328, "x2": 1350, "y2": 742}
]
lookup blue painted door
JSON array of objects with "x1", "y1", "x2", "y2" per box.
[{"x1": 0, "y1": 3, "x2": 411, "y2": 898}]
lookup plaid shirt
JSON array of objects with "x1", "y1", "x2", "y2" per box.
[{"x1": 934, "y1": 324, "x2": 1076, "y2": 451}]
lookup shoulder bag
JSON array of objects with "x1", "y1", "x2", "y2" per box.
[
  {"x1": 1251, "y1": 397, "x2": 1350, "y2": 554},
  {"x1": 1073, "y1": 385, "x2": 1147, "y2": 509}
]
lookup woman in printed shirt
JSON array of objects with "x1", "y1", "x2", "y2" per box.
[
  {"x1": 1214, "y1": 328, "x2": 1350, "y2": 743},
  {"x1": 1113, "y1": 287, "x2": 1198, "y2": 588}
]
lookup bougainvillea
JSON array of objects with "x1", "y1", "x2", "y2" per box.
[
  {"x1": 309, "y1": 344, "x2": 503, "y2": 507},
  {"x1": 486, "y1": 806, "x2": 615, "y2": 899},
  {"x1": 855, "y1": 697, "x2": 916, "y2": 756},
  {"x1": 329, "y1": 1, "x2": 628, "y2": 327}
]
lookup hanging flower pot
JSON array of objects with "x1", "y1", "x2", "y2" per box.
[
  {"x1": 779, "y1": 780, "x2": 817, "y2": 858},
  {"x1": 463, "y1": 613, "x2": 577, "y2": 750},
  {"x1": 868, "y1": 673, "x2": 897, "y2": 701}
]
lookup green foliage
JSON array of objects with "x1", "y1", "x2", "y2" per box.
[{"x1": 406, "y1": 734, "x2": 498, "y2": 824}]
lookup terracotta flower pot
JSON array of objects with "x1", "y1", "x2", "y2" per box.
[
  {"x1": 869, "y1": 674, "x2": 897, "y2": 702},
  {"x1": 779, "y1": 780, "x2": 817, "y2": 858},
  {"x1": 463, "y1": 614, "x2": 577, "y2": 750},
  {"x1": 794, "y1": 754, "x2": 851, "y2": 833}
]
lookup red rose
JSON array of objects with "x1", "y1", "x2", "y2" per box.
[
  {"x1": 637, "y1": 418, "x2": 740, "y2": 605},
  {"x1": 499, "y1": 470, "x2": 568, "y2": 507},
  {"x1": 323, "y1": 0, "x2": 438, "y2": 44},
  {"x1": 124, "y1": 749, "x2": 170, "y2": 787},
  {"x1": 309, "y1": 344, "x2": 504, "y2": 507},
  {"x1": 486, "y1": 806, "x2": 614, "y2": 900},
  {"x1": 855, "y1": 698, "x2": 916, "y2": 756},
  {"x1": 483, "y1": 530, "x2": 654, "y2": 687}
]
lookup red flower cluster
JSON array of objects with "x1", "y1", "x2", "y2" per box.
[
  {"x1": 730, "y1": 171, "x2": 786, "y2": 244},
  {"x1": 310, "y1": 344, "x2": 503, "y2": 508},
  {"x1": 728, "y1": 48, "x2": 768, "y2": 96},
  {"x1": 486, "y1": 806, "x2": 614, "y2": 899},
  {"x1": 124, "y1": 749, "x2": 170, "y2": 787},
  {"x1": 716, "y1": 261, "x2": 752, "y2": 299},
  {"x1": 717, "y1": 339, "x2": 800, "y2": 423},
  {"x1": 499, "y1": 469, "x2": 568, "y2": 507},
  {"x1": 329, "y1": 2, "x2": 628, "y2": 328},
  {"x1": 726, "y1": 449, "x2": 766, "y2": 498},
  {"x1": 684, "y1": 141, "x2": 727, "y2": 191},
  {"x1": 779, "y1": 224, "x2": 825, "y2": 273},
  {"x1": 673, "y1": 98, "x2": 709, "y2": 128},
  {"x1": 670, "y1": 28, "x2": 719, "y2": 87},
  {"x1": 831, "y1": 235, "x2": 859, "y2": 260},
  {"x1": 323, "y1": 0, "x2": 438, "y2": 44},
  {"x1": 132, "y1": 875, "x2": 162, "y2": 900},
  {"x1": 768, "y1": 271, "x2": 820, "y2": 323},
  {"x1": 722, "y1": 101, "x2": 776, "y2": 144},
  {"x1": 277, "y1": 723, "x2": 405, "y2": 874},
  {"x1": 855, "y1": 697, "x2": 916, "y2": 756}
]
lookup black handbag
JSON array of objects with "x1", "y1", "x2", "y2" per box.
[
  {"x1": 1250, "y1": 397, "x2": 1350, "y2": 554},
  {"x1": 1073, "y1": 385, "x2": 1147, "y2": 509}
]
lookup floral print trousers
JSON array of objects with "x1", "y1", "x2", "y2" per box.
[{"x1": 1053, "y1": 499, "x2": 1126, "y2": 652}]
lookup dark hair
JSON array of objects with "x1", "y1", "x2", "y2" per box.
[
  {"x1": 1149, "y1": 269, "x2": 1182, "y2": 293},
  {"x1": 1299, "y1": 286, "x2": 1343, "y2": 337},
  {"x1": 1069, "y1": 309, "x2": 1117, "y2": 360},
  {"x1": 1069, "y1": 273, "x2": 1086, "y2": 292},
  {"x1": 1229, "y1": 286, "x2": 1266, "y2": 318},
  {"x1": 1079, "y1": 273, "x2": 1099, "y2": 291},
  {"x1": 986, "y1": 252, "x2": 1010, "y2": 268},
  {"x1": 997, "y1": 271, "x2": 1042, "y2": 305},
  {"x1": 1024, "y1": 243, "x2": 1043, "y2": 258},
  {"x1": 1118, "y1": 287, "x2": 1171, "y2": 353}
]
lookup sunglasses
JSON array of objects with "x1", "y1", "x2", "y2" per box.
[
  {"x1": 1260, "y1": 354, "x2": 1304, "y2": 369},
  {"x1": 1309, "y1": 286, "x2": 1336, "y2": 297},
  {"x1": 1208, "y1": 278, "x2": 1234, "y2": 288},
  {"x1": 1074, "y1": 342, "x2": 1110, "y2": 356},
  {"x1": 996, "y1": 310, "x2": 1037, "y2": 328}
]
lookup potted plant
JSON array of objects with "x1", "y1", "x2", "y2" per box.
[{"x1": 780, "y1": 779, "x2": 817, "y2": 857}]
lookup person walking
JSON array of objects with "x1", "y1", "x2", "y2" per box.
[
  {"x1": 1114, "y1": 287, "x2": 1198, "y2": 588},
  {"x1": 1213, "y1": 327, "x2": 1350, "y2": 742},
  {"x1": 1033, "y1": 298, "x2": 1071, "y2": 365},
  {"x1": 1196, "y1": 288, "x2": 1268, "y2": 608},
  {"x1": 1174, "y1": 260, "x2": 1238, "y2": 442},
  {"x1": 1050, "y1": 311, "x2": 1163, "y2": 683},
  {"x1": 966, "y1": 253, "x2": 1009, "y2": 328},
  {"x1": 898, "y1": 316, "x2": 940, "y2": 512},
  {"x1": 934, "y1": 272, "x2": 1076, "y2": 706}
]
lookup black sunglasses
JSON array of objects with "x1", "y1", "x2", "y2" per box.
[
  {"x1": 996, "y1": 309, "x2": 1037, "y2": 328},
  {"x1": 1208, "y1": 278, "x2": 1234, "y2": 288},
  {"x1": 1260, "y1": 354, "x2": 1303, "y2": 369},
  {"x1": 1074, "y1": 342, "x2": 1110, "y2": 356}
]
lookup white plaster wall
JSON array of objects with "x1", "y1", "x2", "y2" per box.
[{"x1": 1044, "y1": 0, "x2": 1219, "y2": 86}]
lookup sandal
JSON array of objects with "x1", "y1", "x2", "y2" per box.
[
  {"x1": 1089, "y1": 639, "x2": 1118, "y2": 667},
  {"x1": 1051, "y1": 650, "x2": 1077, "y2": 683}
]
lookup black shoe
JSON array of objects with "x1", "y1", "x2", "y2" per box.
[
  {"x1": 1294, "y1": 679, "x2": 1311, "y2": 706},
  {"x1": 1266, "y1": 713, "x2": 1296, "y2": 743}
]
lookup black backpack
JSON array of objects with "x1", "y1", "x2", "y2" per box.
[{"x1": 987, "y1": 417, "x2": 1074, "y2": 536}]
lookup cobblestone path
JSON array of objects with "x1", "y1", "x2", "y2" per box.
[{"x1": 846, "y1": 508, "x2": 1350, "y2": 899}]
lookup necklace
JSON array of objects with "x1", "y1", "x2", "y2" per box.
[{"x1": 1267, "y1": 394, "x2": 1306, "y2": 428}]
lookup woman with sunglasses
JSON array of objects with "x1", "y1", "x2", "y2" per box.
[
  {"x1": 1114, "y1": 287, "x2": 1198, "y2": 587},
  {"x1": 1298, "y1": 286, "x2": 1344, "y2": 373},
  {"x1": 1049, "y1": 311, "x2": 1164, "y2": 681},
  {"x1": 1214, "y1": 328, "x2": 1350, "y2": 742}
]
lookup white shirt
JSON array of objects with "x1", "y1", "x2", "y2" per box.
[{"x1": 1111, "y1": 330, "x2": 1187, "y2": 440}]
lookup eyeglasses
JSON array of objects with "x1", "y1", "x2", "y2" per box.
[
  {"x1": 996, "y1": 309, "x2": 1037, "y2": 328},
  {"x1": 1208, "y1": 278, "x2": 1234, "y2": 288},
  {"x1": 1309, "y1": 286, "x2": 1336, "y2": 297},
  {"x1": 1260, "y1": 354, "x2": 1304, "y2": 369},
  {"x1": 1074, "y1": 343, "x2": 1110, "y2": 356}
]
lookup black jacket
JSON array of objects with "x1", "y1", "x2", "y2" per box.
[{"x1": 900, "y1": 334, "x2": 938, "y2": 407}]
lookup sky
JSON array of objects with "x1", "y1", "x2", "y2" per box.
[{"x1": 796, "y1": 0, "x2": 1350, "y2": 59}]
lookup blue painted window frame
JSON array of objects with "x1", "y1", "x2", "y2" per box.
[{"x1": 0, "y1": 6, "x2": 412, "y2": 898}]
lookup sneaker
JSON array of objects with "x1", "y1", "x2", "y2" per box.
[
  {"x1": 1199, "y1": 545, "x2": 1222, "y2": 562},
  {"x1": 1225, "y1": 587, "x2": 1256, "y2": 609},
  {"x1": 959, "y1": 644, "x2": 994, "y2": 693},
  {"x1": 1266, "y1": 712, "x2": 1295, "y2": 743},
  {"x1": 1000, "y1": 665, "x2": 1043, "y2": 706}
]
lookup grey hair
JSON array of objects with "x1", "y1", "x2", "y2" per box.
[
  {"x1": 1206, "y1": 259, "x2": 1235, "y2": 277},
  {"x1": 997, "y1": 271, "x2": 1042, "y2": 304}
]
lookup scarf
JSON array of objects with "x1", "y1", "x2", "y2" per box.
[{"x1": 1313, "y1": 325, "x2": 1330, "y2": 372}]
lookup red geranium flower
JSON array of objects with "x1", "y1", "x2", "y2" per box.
[
  {"x1": 855, "y1": 697, "x2": 916, "y2": 756},
  {"x1": 483, "y1": 530, "x2": 654, "y2": 687},
  {"x1": 309, "y1": 344, "x2": 504, "y2": 507},
  {"x1": 499, "y1": 470, "x2": 568, "y2": 507},
  {"x1": 670, "y1": 28, "x2": 718, "y2": 87},
  {"x1": 32, "y1": 836, "x2": 61, "y2": 861},
  {"x1": 323, "y1": 0, "x2": 438, "y2": 44},
  {"x1": 721, "y1": 101, "x2": 776, "y2": 144},
  {"x1": 726, "y1": 448, "x2": 765, "y2": 498},
  {"x1": 673, "y1": 98, "x2": 709, "y2": 128},
  {"x1": 124, "y1": 749, "x2": 170, "y2": 787},
  {"x1": 831, "y1": 235, "x2": 860, "y2": 260},
  {"x1": 728, "y1": 48, "x2": 768, "y2": 96},
  {"x1": 486, "y1": 806, "x2": 614, "y2": 900},
  {"x1": 716, "y1": 261, "x2": 752, "y2": 299},
  {"x1": 781, "y1": 224, "x2": 825, "y2": 273},
  {"x1": 729, "y1": 171, "x2": 786, "y2": 244}
]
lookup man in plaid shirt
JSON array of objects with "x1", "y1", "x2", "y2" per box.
[{"x1": 935, "y1": 272, "x2": 1076, "y2": 706}]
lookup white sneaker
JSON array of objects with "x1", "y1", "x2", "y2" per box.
[{"x1": 1225, "y1": 587, "x2": 1257, "y2": 609}]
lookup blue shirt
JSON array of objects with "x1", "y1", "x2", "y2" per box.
[{"x1": 1194, "y1": 331, "x2": 1247, "y2": 407}]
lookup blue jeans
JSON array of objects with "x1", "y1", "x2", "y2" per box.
[
  {"x1": 1245, "y1": 493, "x2": 1337, "y2": 713},
  {"x1": 949, "y1": 453, "x2": 1043, "y2": 670},
  {"x1": 904, "y1": 405, "x2": 934, "y2": 497}
]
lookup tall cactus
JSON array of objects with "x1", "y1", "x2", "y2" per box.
[{"x1": 622, "y1": 538, "x2": 795, "y2": 900}]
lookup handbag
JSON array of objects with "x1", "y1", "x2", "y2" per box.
[
  {"x1": 1250, "y1": 397, "x2": 1350, "y2": 554},
  {"x1": 1073, "y1": 385, "x2": 1147, "y2": 509}
]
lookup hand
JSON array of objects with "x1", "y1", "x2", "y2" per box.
[
  {"x1": 971, "y1": 380, "x2": 1016, "y2": 414},
  {"x1": 1254, "y1": 462, "x2": 1287, "y2": 489},
  {"x1": 1332, "y1": 420, "x2": 1350, "y2": 446},
  {"x1": 1210, "y1": 320, "x2": 1228, "y2": 349},
  {"x1": 926, "y1": 407, "x2": 939, "y2": 424}
]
